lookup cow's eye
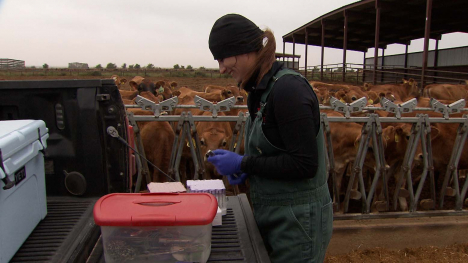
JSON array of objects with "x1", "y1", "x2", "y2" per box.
[
  {"x1": 200, "y1": 138, "x2": 205, "y2": 146},
  {"x1": 222, "y1": 140, "x2": 227, "y2": 147}
]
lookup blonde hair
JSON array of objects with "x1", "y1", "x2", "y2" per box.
[{"x1": 240, "y1": 28, "x2": 276, "y2": 89}]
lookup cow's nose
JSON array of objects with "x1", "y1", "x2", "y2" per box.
[{"x1": 236, "y1": 96, "x2": 244, "y2": 103}]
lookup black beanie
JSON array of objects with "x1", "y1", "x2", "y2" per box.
[{"x1": 209, "y1": 14, "x2": 264, "y2": 60}]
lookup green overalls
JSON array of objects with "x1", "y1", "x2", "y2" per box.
[{"x1": 244, "y1": 69, "x2": 333, "y2": 263}]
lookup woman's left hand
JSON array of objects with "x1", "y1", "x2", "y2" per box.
[{"x1": 207, "y1": 149, "x2": 243, "y2": 176}]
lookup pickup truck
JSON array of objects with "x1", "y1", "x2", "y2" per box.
[{"x1": 0, "y1": 79, "x2": 270, "y2": 263}]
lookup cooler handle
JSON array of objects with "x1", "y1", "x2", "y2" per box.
[{"x1": 3, "y1": 140, "x2": 43, "y2": 175}]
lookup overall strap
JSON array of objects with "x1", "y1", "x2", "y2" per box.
[
  {"x1": 260, "y1": 69, "x2": 303, "y2": 104},
  {"x1": 260, "y1": 68, "x2": 309, "y2": 113}
]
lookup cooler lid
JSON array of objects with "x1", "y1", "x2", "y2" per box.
[
  {"x1": 0, "y1": 120, "x2": 48, "y2": 160},
  {"x1": 93, "y1": 193, "x2": 218, "y2": 226}
]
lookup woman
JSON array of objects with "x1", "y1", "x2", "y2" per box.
[{"x1": 207, "y1": 14, "x2": 333, "y2": 263}]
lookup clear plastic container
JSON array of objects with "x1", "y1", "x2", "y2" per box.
[{"x1": 101, "y1": 224, "x2": 212, "y2": 263}]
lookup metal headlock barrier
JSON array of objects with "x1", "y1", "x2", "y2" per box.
[{"x1": 125, "y1": 95, "x2": 468, "y2": 220}]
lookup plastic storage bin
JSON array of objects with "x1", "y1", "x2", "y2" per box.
[
  {"x1": 0, "y1": 120, "x2": 49, "y2": 263},
  {"x1": 94, "y1": 193, "x2": 218, "y2": 263}
]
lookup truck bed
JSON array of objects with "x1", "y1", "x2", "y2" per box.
[
  {"x1": 11, "y1": 194, "x2": 270, "y2": 263},
  {"x1": 88, "y1": 194, "x2": 270, "y2": 263},
  {"x1": 10, "y1": 196, "x2": 100, "y2": 262}
]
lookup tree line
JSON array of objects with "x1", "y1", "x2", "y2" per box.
[{"x1": 39, "y1": 63, "x2": 206, "y2": 70}]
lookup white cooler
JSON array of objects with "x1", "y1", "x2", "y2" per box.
[{"x1": 0, "y1": 120, "x2": 49, "y2": 263}]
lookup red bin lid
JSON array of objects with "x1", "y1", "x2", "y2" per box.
[{"x1": 93, "y1": 193, "x2": 218, "y2": 226}]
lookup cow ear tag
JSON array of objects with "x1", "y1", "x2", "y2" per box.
[{"x1": 395, "y1": 134, "x2": 400, "y2": 143}]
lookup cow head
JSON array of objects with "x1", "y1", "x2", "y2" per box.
[
  {"x1": 169, "y1": 81, "x2": 178, "y2": 90},
  {"x1": 220, "y1": 88, "x2": 233, "y2": 100},
  {"x1": 196, "y1": 113, "x2": 233, "y2": 179},
  {"x1": 237, "y1": 89, "x2": 248, "y2": 104},
  {"x1": 382, "y1": 124, "x2": 412, "y2": 166},
  {"x1": 130, "y1": 77, "x2": 156, "y2": 95},
  {"x1": 335, "y1": 90, "x2": 348, "y2": 103},
  {"x1": 414, "y1": 125, "x2": 440, "y2": 163},
  {"x1": 363, "y1": 82, "x2": 373, "y2": 91},
  {"x1": 336, "y1": 89, "x2": 362, "y2": 103},
  {"x1": 402, "y1": 78, "x2": 419, "y2": 97},
  {"x1": 318, "y1": 88, "x2": 331, "y2": 105},
  {"x1": 230, "y1": 86, "x2": 246, "y2": 104},
  {"x1": 367, "y1": 91, "x2": 379, "y2": 105}
]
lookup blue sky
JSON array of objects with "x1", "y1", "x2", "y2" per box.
[{"x1": 1, "y1": 0, "x2": 467, "y2": 68}]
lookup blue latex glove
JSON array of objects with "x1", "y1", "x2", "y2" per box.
[
  {"x1": 207, "y1": 149, "x2": 243, "y2": 176},
  {"x1": 228, "y1": 173, "x2": 248, "y2": 185}
]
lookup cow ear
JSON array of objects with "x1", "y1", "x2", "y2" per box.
[{"x1": 430, "y1": 126, "x2": 440, "y2": 140}]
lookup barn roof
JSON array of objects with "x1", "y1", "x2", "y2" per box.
[{"x1": 282, "y1": 0, "x2": 468, "y2": 52}]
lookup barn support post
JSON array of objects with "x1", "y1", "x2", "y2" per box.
[
  {"x1": 381, "y1": 47, "x2": 385, "y2": 83},
  {"x1": 292, "y1": 35, "x2": 296, "y2": 70},
  {"x1": 282, "y1": 40, "x2": 286, "y2": 63},
  {"x1": 321, "y1": 19, "x2": 325, "y2": 81},
  {"x1": 404, "y1": 42, "x2": 409, "y2": 80},
  {"x1": 362, "y1": 51, "x2": 367, "y2": 83},
  {"x1": 434, "y1": 36, "x2": 440, "y2": 83},
  {"x1": 304, "y1": 28, "x2": 309, "y2": 79},
  {"x1": 373, "y1": 0, "x2": 381, "y2": 85},
  {"x1": 421, "y1": 0, "x2": 433, "y2": 94},
  {"x1": 342, "y1": 10, "x2": 348, "y2": 82}
]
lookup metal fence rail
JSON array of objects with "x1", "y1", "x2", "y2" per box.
[{"x1": 126, "y1": 95, "x2": 468, "y2": 219}]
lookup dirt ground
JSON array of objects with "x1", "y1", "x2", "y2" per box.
[
  {"x1": 3, "y1": 74, "x2": 468, "y2": 262},
  {"x1": 0, "y1": 74, "x2": 238, "y2": 92},
  {"x1": 324, "y1": 243, "x2": 468, "y2": 263}
]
